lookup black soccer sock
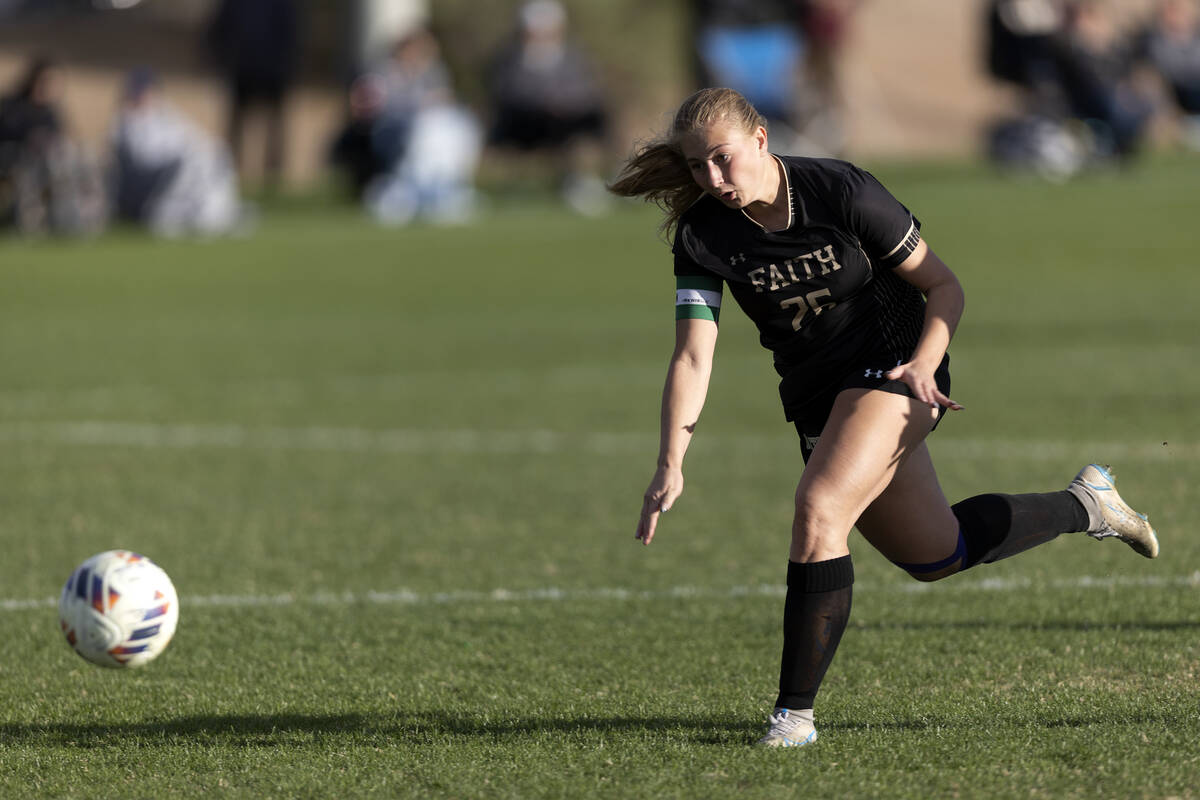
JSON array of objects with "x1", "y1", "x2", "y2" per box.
[
  {"x1": 952, "y1": 491, "x2": 1090, "y2": 569},
  {"x1": 775, "y1": 556, "x2": 854, "y2": 711}
]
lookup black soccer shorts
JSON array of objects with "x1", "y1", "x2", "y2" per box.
[{"x1": 787, "y1": 353, "x2": 952, "y2": 463}]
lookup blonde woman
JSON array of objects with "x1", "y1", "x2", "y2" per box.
[{"x1": 609, "y1": 87, "x2": 1158, "y2": 748}]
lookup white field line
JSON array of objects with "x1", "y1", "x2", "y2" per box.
[
  {"x1": 6, "y1": 573, "x2": 1198, "y2": 614},
  {"x1": 0, "y1": 420, "x2": 1194, "y2": 461}
]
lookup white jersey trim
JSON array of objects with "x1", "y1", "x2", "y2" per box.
[
  {"x1": 739, "y1": 154, "x2": 794, "y2": 233},
  {"x1": 882, "y1": 219, "x2": 917, "y2": 261}
]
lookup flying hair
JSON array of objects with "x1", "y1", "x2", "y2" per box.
[{"x1": 608, "y1": 88, "x2": 767, "y2": 237}]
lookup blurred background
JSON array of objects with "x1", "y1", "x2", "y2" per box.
[{"x1": 0, "y1": 0, "x2": 1195, "y2": 234}]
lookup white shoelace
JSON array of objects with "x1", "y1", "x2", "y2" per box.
[{"x1": 766, "y1": 709, "x2": 807, "y2": 736}]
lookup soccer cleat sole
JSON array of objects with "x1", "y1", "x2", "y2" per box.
[{"x1": 757, "y1": 729, "x2": 818, "y2": 748}]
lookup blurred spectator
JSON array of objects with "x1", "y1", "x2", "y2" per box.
[
  {"x1": 692, "y1": 0, "x2": 802, "y2": 123},
  {"x1": 0, "y1": 57, "x2": 61, "y2": 153},
  {"x1": 795, "y1": 0, "x2": 860, "y2": 155},
  {"x1": 986, "y1": 0, "x2": 1067, "y2": 108},
  {"x1": 110, "y1": 68, "x2": 248, "y2": 237},
  {"x1": 985, "y1": 0, "x2": 1156, "y2": 174},
  {"x1": 984, "y1": 0, "x2": 1081, "y2": 176},
  {"x1": 329, "y1": 72, "x2": 390, "y2": 199},
  {"x1": 486, "y1": 0, "x2": 612, "y2": 216},
  {"x1": 1052, "y1": 0, "x2": 1155, "y2": 159},
  {"x1": 690, "y1": 0, "x2": 858, "y2": 156},
  {"x1": 331, "y1": 28, "x2": 481, "y2": 225},
  {"x1": 0, "y1": 57, "x2": 105, "y2": 235},
  {"x1": 1136, "y1": 0, "x2": 1200, "y2": 148},
  {"x1": 207, "y1": 0, "x2": 299, "y2": 191}
]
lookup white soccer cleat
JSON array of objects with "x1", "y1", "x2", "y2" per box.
[
  {"x1": 756, "y1": 708, "x2": 817, "y2": 748},
  {"x1": 1067, "y1": 464, "x2": 1159, "y2": 559}
]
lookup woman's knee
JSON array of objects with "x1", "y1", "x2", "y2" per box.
[{"x1": 790, "y1": 491, "x2": 853, "y2": 560}]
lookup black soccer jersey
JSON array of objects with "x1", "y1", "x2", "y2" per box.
[{"x1": 672, "y1": 156, "x2": 928, "y2": 419}]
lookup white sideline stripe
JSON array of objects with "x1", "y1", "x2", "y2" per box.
[
  {"x1": 0, "y1": 421, "x2": 1194, "y2": 461},
  {"x1": 8, "y1": 573, "x2": 1198, "y2": 613},
  {"x1": 0, "y1": 421, "x2": 627, "y2": 455}
]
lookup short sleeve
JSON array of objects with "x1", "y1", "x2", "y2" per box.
[
  {"x1": 672, "y1": 227, "x2": 723, "y2": 322},
  {"x1": 671, "y1": 223, "x2": 715, "y2": 279},
  {"x1": 840, "y1": 166, "x2": 922, "y2": 269}
]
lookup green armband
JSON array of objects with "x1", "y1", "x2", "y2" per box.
[{"x1": 674, "y1": 276, "x2": 722, "y2": 323}]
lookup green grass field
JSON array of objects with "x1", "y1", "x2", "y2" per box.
[{"x1": 1, "y1": 159, "x2": 1197, "y2": 799}]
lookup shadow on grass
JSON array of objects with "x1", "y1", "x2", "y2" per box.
[
  {"x1": 413, "y1": 711, "x2": 761, "y2": 744},
  {"x1": 0, "y1": 713, "x2": 372, "y2": 748},
  {"x1": 0, "y1": 711, "x2": 760, "y2": 747},
  {"x1": 855, "y1": 620, "x2": 1200, "y2": 632},
  {"x1": 8, "y1": 707, "x2": 1189, "y2": 747}
]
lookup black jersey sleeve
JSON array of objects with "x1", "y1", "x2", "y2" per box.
[
  {"x1": 672, "y1": 250, "x2": 711, "y2": 278},
  {"x1": 671, "y1": 223, "x2": 715, "y2": 279},
  {"x1": 840, "y1": 166, "x2": 922, "y2": 269},
  {"x1": 670, "y1": 220, "x2": 724, "y2": 322}
]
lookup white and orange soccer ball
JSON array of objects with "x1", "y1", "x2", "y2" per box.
[{"x1": 58, "y1": 550, "x2": 179, "y2": 668}]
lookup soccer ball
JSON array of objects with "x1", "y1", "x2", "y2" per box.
[{"x1": 58, "y1": 550, "x2": 179, "y2": 668}]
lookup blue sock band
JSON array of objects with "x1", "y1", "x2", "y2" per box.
[{"x1": 891, "y1": 530, "x2": 967, "y2": 574}]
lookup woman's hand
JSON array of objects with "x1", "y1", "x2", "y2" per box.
[
  {"x1": 886, "y1": 360, "x2": 962, "y2": 411},
  {"x1": 636, "y1": 465, "x2": 684, "y2": 546},
  {"x1": 891, "y1": 240, "x2": 964, "y2": 413}
]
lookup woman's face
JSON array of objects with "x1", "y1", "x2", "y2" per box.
[{"x1": 678, "y1": 120, "x2": 769, "y2": 208}]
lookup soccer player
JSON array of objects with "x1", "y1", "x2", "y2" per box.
[{"x1": 608, "y1": 87, "x2": 1159, "y2": 748}]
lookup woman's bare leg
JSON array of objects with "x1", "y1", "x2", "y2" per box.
[
  {"x1": 789, "y1": 388, "x2": 940, "y2": 562},
  {"x1": 771, "y1": 388, "x2": 938, "y2": 726},
  {"x1": 766, "y1": 387, "x2": 1157, "y2": 747},
  {"x1": 855, "y1": 441, "x2": 961, "y2": 577}
]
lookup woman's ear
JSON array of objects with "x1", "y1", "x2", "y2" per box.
[{"x1": 755, "y1": 125, "x2": 769, "y2": 154}]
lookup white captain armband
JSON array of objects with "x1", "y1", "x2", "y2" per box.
[{"x1": 675, "y1": 276, "x2": 723, "y2": 322}]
